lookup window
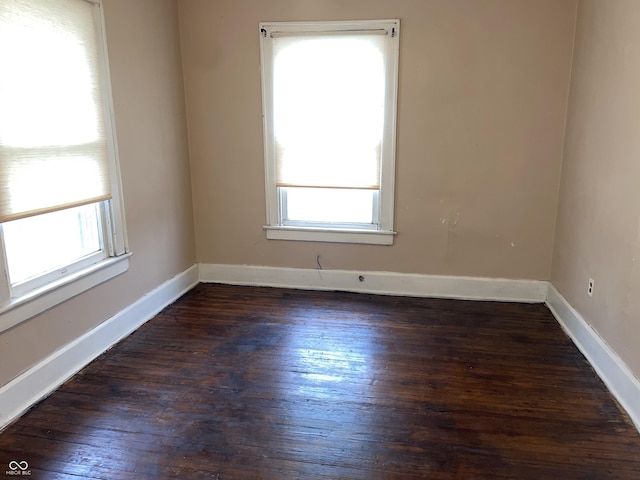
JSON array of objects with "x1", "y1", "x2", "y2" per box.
[
  {"x1": 259, "y1": 20, "x2": 400, "y2": 245},
  {"x1": 0, "y1": 0, "x2": 129, "y2": 330}
]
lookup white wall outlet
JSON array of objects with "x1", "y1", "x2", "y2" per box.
[{"x1": 588, "y1": 278, "x2": 594, "y2": 297}]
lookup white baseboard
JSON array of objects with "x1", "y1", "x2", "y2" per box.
[
  {"x1": 0, "y1": 264, "x2": 199, "y2": 431},
  {"x1": 4, "y1": 262, "x2": 637, "y2": 435},
  {"x1": 201, "y1": 264, "x2": 639, "y2": 431},
  {"x1": 546, "y1": 285, "x2": 640, "y2": 431},
  {"x1": 198, "y1": 263, "x2": 548, "y2": 303}
]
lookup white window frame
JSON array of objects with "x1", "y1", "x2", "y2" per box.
[
  {"x1": 0, "y1": 0, "x2": 130, "y2": 333},
  {"x1": 259, "y1": 19, "x2": 400, "y2": 246}
]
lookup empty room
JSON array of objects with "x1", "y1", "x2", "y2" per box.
[{"x1": 0, "y1": 0, "x2": 639, "y2": 478}]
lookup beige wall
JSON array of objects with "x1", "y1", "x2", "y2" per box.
[
  {"x1": 552, "y1": 0, "x2": 640, "y2": 376},
  {"x1": 0, "y1": 0, "x2": 196, "y2": 386},
  {"x1": 180, "y1": 0, "x2": 577, "y2": 279},
  {"x1": 2, "y1": 0, "x2": 638, "y2": 417}
]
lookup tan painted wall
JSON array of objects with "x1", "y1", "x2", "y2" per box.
[
  {"x1": 180, "y1": 0, "x2": 577, "y2": 279},
  {"x1": 4, "y1": 0, "x2": 638, "y2": 416},
  {"x1": 552, "y1": 0, "x2": 640, "y2": 377},
  {"x1": 0, "y1": 0, "x2": 196, "y2": 386}
]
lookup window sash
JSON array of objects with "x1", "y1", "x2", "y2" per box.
[
  {"x1": 11, "y1": 249, "x2": 107, "y2": 298},
  {"x1": 279, "y1": 187, "x2": 380, "y2": 229},
  {"x1": 3, "y1": 201, "x2": 109, "y2": 297}
]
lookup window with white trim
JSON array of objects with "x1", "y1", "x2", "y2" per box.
[
  {"x1": 259, "y1": 20, "x2": 400, "y2": 245},
  {"x1": 0, "y1": 0, "x2": 129, "y2": 331}
]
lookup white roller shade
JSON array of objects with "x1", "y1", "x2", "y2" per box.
[
  {"x1": 0, "y1": 0, "x2": 111, "y2": 223},
  {"x1": 273, "y1": 32, "x2": 386, "y2": 190}
]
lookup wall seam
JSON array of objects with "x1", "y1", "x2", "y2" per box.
[{"x1": 548, "y1": 0, "x2": 581, "y2": 286}]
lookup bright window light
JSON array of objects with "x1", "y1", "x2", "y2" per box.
[
  {"x1": 273, "y1": 36, "x2": 384, "y2": 191},
  {"x1": 0, "y1": 2, "x2": 102, "y2": 149},
  {"x1": 260, "y1": 20, "x2": 399, "y2": 244},
  {"x1": 283, "y1": 187, "x2": 376, "y2": 225},
  {"x1": 3, "y1": 203, "x2": 103, "y2": 284}
]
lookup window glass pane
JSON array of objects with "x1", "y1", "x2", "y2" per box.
[
  {"x1": 283, "y1": 187, "x2": 375, "y2": 225},
  {"x1": 3, "y1": 203, "x2": 102, "y2": 284}
]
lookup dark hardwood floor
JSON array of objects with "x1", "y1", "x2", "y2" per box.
[{"x1": 1, "y1": 284, "x2": 639, "y2": 479}]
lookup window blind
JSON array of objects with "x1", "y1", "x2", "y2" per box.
[
  {"x1": 273, "y1": 32, "x2": 386, "y2": 190},
  {"x1": 0, "y1": 0, "x2": 111, "y2": 223}
]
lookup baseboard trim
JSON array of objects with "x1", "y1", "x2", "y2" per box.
[
  {"x1": 200, "y1": 264, "x2": 639, "y2": 431},
  {"x1": 0, "y1": 264, "x2": 199, "y2": 431},
  {"x1": 546, "y1": 285, "x2": 640, "y2": 431},
  {"x1": 198, "y1": 263, "x2": 548, "y2": 303},
  {"x1": 4, "y1": 263, "x2": 637, "y2": 434}
]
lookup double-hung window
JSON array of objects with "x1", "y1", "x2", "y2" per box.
[
  {"x1": 259, "y1": 20, "x2": 400, "y2": 245},
  {"x1": 0, "y1": 0, "x2": 129, "y2": 330}
]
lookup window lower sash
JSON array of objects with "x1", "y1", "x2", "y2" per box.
[{"x1": 0, "y1": 253, "x2": 130, "y2": 333}]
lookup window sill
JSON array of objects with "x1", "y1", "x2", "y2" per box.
[
  {"x1": 0, "y1": 253, "x2": 131, "y2": 333},
  {"x1": 264, "y1": 226, "x2": 396, "y2": 245}
]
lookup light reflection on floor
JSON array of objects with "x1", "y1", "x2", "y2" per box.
[{"x1": 276, "y1": 311, "x2": 381, "y2": 464}]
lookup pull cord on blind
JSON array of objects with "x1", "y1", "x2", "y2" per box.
[
  {"x1": 0, "y1": 0, "x2": 111, "y2": 223},
  {"x1": 272, "y1": 32, "x2": 387, "y2": 191}
]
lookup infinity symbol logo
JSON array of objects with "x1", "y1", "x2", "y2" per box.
[{"x1": 8, "y1": 461, "x2": 28, "y2": 471}]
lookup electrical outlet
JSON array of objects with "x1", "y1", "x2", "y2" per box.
[{"x1": 588, "y1": 278, "x2": 594, "y2": 297}]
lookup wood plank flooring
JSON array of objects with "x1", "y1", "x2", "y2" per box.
[{"x1": 1, "y1": 284, "x2": 639, "y2": 479}]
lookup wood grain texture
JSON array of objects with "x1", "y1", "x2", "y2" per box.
[{"x1": 1, "y1": 284, "x2": 638, "y2": 479}]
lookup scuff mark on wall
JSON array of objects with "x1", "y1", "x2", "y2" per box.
[{"x1": 444, "y1": 211, "x2": 462, "y2": 260}]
